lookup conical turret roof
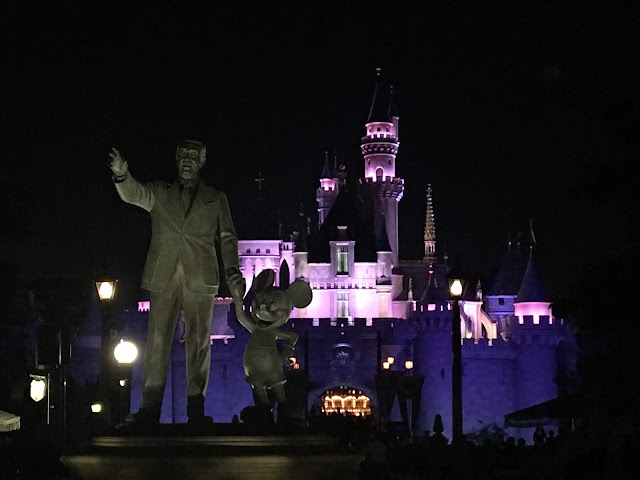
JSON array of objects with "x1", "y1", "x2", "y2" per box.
[
  {"x1": 366, "y1": 69, "x2": 396, "y2": 123},
  {"x1": 515, "y1": 252, "x2": 550, "y2": 303},
  {"x1": 486, "y1": 245, "x2": 527, "y2": 296},
  {"x1": 320, "y1": 152, "x2": 332, "y2": 179}
]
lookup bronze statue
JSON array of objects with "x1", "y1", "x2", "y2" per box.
[
  {"x1": 233, "y1": 269, "x2": 311, "y2": 414},
  {"x1": 109, "y1": 140, "x2": 245, "y2": 424}
]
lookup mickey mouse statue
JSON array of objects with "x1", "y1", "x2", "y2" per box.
[{"x1": 232, "y1": 269, "x2": 312, "y2": 421}]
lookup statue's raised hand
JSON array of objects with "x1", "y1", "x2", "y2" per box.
[{"x1": 108, "y1": 147, "x2": 128, "y2": 177}]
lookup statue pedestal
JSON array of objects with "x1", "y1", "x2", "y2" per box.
[{"x1": 92, "y1": 425, "x2": 341, "y2": 455}]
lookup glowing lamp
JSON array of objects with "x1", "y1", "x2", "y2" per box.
[
  {"x1": 119, "y1": 379, "x2": 126, "y2": 387},
  {"x1": 382, "y1": 361, "x2": 390, "y2": 370},
  {"x1": 293, "y1": 362, "x2": 300, "y2": 370},
  {"x1": 386, "y1": 356, "x2": 395, "y2": 365},
  {"x1": 91, "y1": 403, "x2": 103, "y2": 414},
  {"x1": 95, "y1": 279, "x2": 117, "y2": 302},
  {"x1": 114, "y1": 339, "x2": 138, "y2": 364},
  {"x1": 449, "y1": 279, "x2": 463, "y2": 298},
  {"x1": 289, "y1": 357, "x2": 296, "y2": 365},
  {"x1": 405, "y1": 360, "x2": 414, "y2": 370},
  {"x1": 30, "y1": 376, "x2": 46, "y2": 402}
]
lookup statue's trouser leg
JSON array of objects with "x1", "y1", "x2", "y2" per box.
[
  {"x1": 270, "y1": 383, "x2": 287, "y2": 404},
  {"x1": 141, "y1": 269, "x2": 183, "y2": 409},
  {"x1": 182, "y1": 289, "x2": 215, "y2": 401},
  {"x1": 252, "y1": 385, "x2": 269, "y2": 406}
]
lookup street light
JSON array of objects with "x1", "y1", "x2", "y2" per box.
[
  {"x1": 382, "y1": 361, "x2": 390, "y2": 370},
  {"x1": 30, "y1": 375, "x2": 47, "y2": 402},
  {"x1": 448, "y1": 273, "x2": 466, "y2": 448},
  {"x1": 404, "y1": 360, "x2": 414, "y2": 371},
  {"x1": 114, "y1": 339, "x2": 138, "y2": 364},
  {"x1": 95, "y1": 279, "x2": 117, "y2": 301},
  {"x1": 387, "y1": 356, "x2": 395, "y2": 366},
  {"x1": 96, "y1": 274, "x2": 117, "y2": 428}
]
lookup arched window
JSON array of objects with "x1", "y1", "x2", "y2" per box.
[{"x1": 376, "y1": 167, "x2": 383, "y2": 181}]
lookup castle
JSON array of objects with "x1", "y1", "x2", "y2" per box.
[{"x1": 117, "y1": 77, "x2": 576, "y2": 438}]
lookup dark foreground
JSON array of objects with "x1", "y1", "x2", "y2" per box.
[{"x1": 63, "y1": 452, "x2": 362, "y2": 480}]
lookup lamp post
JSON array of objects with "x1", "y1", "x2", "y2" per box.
[
  {"x1": 114, "y1": 339, "x2": 138, "y2": 423},
  {"x1": 448, "y1": 276, "x2": 465, "y2": 448},
  {"x1": 95, "y1": 277, "x2": 117, "y2": 427}
]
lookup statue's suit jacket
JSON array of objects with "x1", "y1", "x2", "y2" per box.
[{"x1": 114, "y1": 175, "x2": 239, "y2": 295}]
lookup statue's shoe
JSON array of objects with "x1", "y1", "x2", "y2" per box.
[
  {"x1": 123, "y1": 406, "x2": 160, "y2": 426},
  {"x1": 187, "y1": 415, "x2": 214, "y2": 425}
]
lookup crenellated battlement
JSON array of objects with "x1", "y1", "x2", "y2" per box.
[
  {"x1": 361, "y1": 142, "x2": 399, "y2": 156},
  {"x1": 358, "y1": 177, "x2": 404, "y2": 200},
  {"x1": 501, "y1": 315, "x2": 563, "y2": 329}
]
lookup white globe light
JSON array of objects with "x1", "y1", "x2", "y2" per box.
[
  {"x1": 97, "y1": 281, "x2": 114, "y2": 301},
  {"x1": 91, "y1": 403, "x2": 102, "y2": 413},
  {"x1": 450, "y1": 279, "x2": 463, "y2": 297},
  {"x1": 30, "y1": 378, "x2": 46, "y2": 402},
  {"x1": 114, "y1": 339, "x2": 138, "y2": 364}
]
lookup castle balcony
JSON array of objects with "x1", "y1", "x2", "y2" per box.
[{"x1": 360, "y1": 134, "x2": 398, "y2": 145}]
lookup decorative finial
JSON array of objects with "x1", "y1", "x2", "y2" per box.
[
  {"x1": 255, "y1": 171, "x2": 265, "y2": 194},
  {"x1": 408, "y1": 277, "x2": 414, "y2": 302},
  {"x1": 338, "y1": 162, "x2": 347, "y2": 187},
  {"x1": 376, "y1": 67, "x2": 381, "y2": 77},
  {"x1": 529, "y1": 218, "x2": 536, "y2": 253}
]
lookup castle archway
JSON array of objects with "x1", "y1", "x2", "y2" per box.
[{"x1": 309, "y1": 385, "x2": 376, "y2": 418}]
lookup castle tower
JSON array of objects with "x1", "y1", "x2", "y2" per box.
[
  {"x1": 316, "y1": 151, "x2": 339, "y2": 226},
  {"x1": 503, "y1": 248, "x2": 564, "y2": 410},
  {"x1": 358, "y1": 70, "x2": 404, "y2": 264},
  {"x1": 484, "y1": 238, "x2": 527, "y2": 321},
  {"x1": 423, "y1": 184, "x2": 436, "y2": 265},
  {"x1": 376, "y1": 219, "x2": 393, "y2": 317},
  {"x1": 293, "y1": 205, "x2": 309, "y2": 281}
]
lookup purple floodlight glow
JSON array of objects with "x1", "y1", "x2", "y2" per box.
[
  {"x1": 138, "y1": 301, "x2": 150, "y2": 312},
  {"x1": 514, "y1": 301, "x2": 552, "y2": 324},
  {"x1": 428, "y1": 304, "x2": 436, "y2": 311}
]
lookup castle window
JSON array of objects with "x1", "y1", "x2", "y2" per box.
[
  {"x1": 337, "y1": 245, "x2": 349, "y2": 275},
  {"x1": 376, "y1": 168, "x2": 383, "y2": 181},
  {"x1": 266, "y1": 249, "x2": 270, "y2": 253},
  {"x1": 386, "y1": 127, "x2": 389, "y2": 132},
  {"x1": 337, "y1": 292, "x2": 349, "y2": 317},
  {"x1": 377, "y1": 127, "x2": 381, "y2": 131},
  {"x1": 256, "y1": 249, "x2": 261, "y2": 253},
  {"x1": 246, "y1": 249, "x2": 251, "y2": 253},
  {"x1": 498, "y1": 298, "x2": 505, "y2": 306}
]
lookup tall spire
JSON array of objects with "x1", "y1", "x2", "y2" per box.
[
  {"x1": 423, "y1": 184, "x2": 436, "y2": 264},
  {"x1": 320, "y1": 151, "x2": 332, "y2": 179},
  {"x1": 529, "y1": 218, "x2": 537, "y2": 256},
  {"x1": 366, "y1": 67, "x2": 382, "y2": 123}
]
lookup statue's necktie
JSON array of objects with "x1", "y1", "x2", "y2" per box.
[{"x1": 182, "y1": 186, "x2": 193, "y2": 212}]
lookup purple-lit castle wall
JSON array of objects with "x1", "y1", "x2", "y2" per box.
[{"x1": 107, "y1": 80, "x2": 577, "y2": 435}]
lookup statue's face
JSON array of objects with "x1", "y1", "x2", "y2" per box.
[
  {"x1": 176, "y1": 147, "x2": 204, "y2": 179},
  {"x1": 252, "y1": 289, "x2": 292, "y2": 329}
]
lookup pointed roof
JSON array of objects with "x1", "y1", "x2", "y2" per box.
[
  {"x1": 486, "y1": 244, "x2": 527, "y2": 296},
  {"x1": 320, "y1": 152, "x2": 332, "y2": 179},
  {"x1": 424, "y1": 184, "x2": 436, "y2": 242},
  {"x1": 416, "y1": 263, "x2": 449, "y2": 302},
  {"x1": 366, "y1": 68, "x2": 396, "y2": 123},
  {"x1": 308, "y1": 186, "x2": 377, "y2": 263},
  {"x1": 515, "y1": 251, "x2": 550, "y2": 303}
]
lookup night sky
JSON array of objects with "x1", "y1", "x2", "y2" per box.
[{"x1": 2, "y1": 4, "x2": 637, "y2": 308}]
